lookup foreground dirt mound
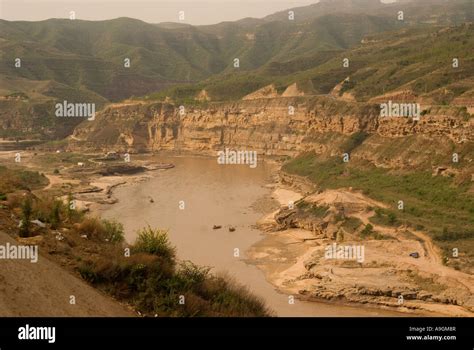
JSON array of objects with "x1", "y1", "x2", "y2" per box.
[{"x1": 0, "y1": 231, "x2": 134, "y2": 317}]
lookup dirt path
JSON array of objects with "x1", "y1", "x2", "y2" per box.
[
  {"x1": 318, "y1": 189, "x2": 474, "y2": 296},
  {"x1": 352, "y1": 211, "x2": 449, "y2": 273},
  {"x1": 408, "y1": 229, "x2": 443, "y2": 265},
  {"x1": 43, "y1": 175, "x2": 59, "y2": 191},
  {"x1": 263, "y1": 186, "x2": 474, "y2": 315},
  {"x1": 0, "y1": 231, "x2": 135, "y2": 317}
]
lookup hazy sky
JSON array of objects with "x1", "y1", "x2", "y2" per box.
[
  {"x1": 0, "y1": 0, "x2": 317, "y2": 24},
  {"x1": 0, "y1": 0, "x2": 397, "y2": 25}
]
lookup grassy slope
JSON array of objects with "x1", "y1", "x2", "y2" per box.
[
  {"x1": 0, "y1": 12, "x2": 401, "y2": 99},
  {"x1": 7, "y1": 0, "x2": 470, "y2": 102},
  {"x1": 147, "y1": 22, "x2": 474, "y2": 103},
  {"x1": 0, "y1": 165, "x2": 48, "y2": 194}
]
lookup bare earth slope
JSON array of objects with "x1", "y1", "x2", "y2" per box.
[
  {"x1": 0, "y1": 231, "x2": 135, "y2": 317},
  {"x1": 248, "y1": 186, "x2": 474, "y2": 316}
]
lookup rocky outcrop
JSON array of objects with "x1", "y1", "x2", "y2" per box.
[
  {"x1": 281, "y1": 83, "x2": 307, "y2": 97},
  {"x1": 243, "y1": 85, "x2": 279, "y2": 100},
  {"x1": 369, "y1": 89, "x2": 420, "y2": 103},
  {"x1": 69, "y1": 96, "x2": 473, "y2": 170},
  {"x1": 195, "y1": 90, "x2": 211, "y2": 102}
]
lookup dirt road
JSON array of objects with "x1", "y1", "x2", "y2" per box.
[{"x1": 257, "y1": 186, "x2": 474, "y2": 316}]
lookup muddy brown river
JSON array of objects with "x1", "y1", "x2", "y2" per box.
[{"x1": 101, "y1": 155, "x2": 408, "y2": 316}]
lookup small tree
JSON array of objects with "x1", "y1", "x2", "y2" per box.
[
  {"x1": 360, "y1": 224, "x2": 374, "y2": 238},
  {"x1": 50, "y1": 200, "x2": 62, "y2": 229},
  {"x1": 19, "y1": 196, "x2": 33, "y2": 237},
  {"x1": 388, "y1": 212, "x2": 397, "y2": 226}
]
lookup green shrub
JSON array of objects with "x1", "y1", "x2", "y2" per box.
[
  {"x1": 435, "y1": 228, "x2": 472, "y2": 241},
  {"x1": 132, "y1": 226, "x2": 176, "y2": 262},
  {"x1": 342, "y1": 131, "x2": 368, "y2": 153},
  {"x1": 388, "y1": 212, "x2": 397, "y2": 225},
  {"x1": 176, "y1": 261, "x2": 211, "y2": 291},
  {"x1": 296, "y1": 200, "x2": 309, "y2": 209},
  {"x1": 342, "y1": 217, "x2": 363, "y2": 233},
  {"x1": 75, "y1": 217, "x2": 125, "y2": 243},
  {"x1": 75, "y1": 217, "x2": 105, "y2": 240},
  {"x1": 360, "y1": 224, "x2": 374, "y2": 238},
  {"x1": 102, "y1": 219, "x2": 125, "y2": 243},
  {"x1": 78, "y1": 262, "x2": 98, "y2": 283},
  {"x1": 370, "y1": 208, "x2": 400, "y2": 227},
  {"x1": 19, "y1": 197, "x2": 33, "y2": 237},
  {"x1": 50, "y1": 200, "x2": 62, "y2": 229},
  {"x1": 201, "y1": 274, "x2": 271, "y2": 317},
  {"x1": 66, "y1": 194, "x2": 83, "y2": 223},
  {"x1": 78, "y1": 226, "x2": 271, "y2": 316},
  {"x1": 0, "y1": 166, "x2": 48, "y2": 194},
  {"x1": 283, "y1": 154, "x2": 474, "y2": 238},
  {"x1": 309, "y1": 205, "x2": 329, "y2": 218},
  {"x1": 374, "y1": 208, "x2": 383, "y2": 217}
]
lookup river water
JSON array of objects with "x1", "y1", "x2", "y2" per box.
[{"x1": 102, "y1": 155, "x2": 407, "y2": 316}]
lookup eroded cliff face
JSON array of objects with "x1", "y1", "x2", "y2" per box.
[{"x1": 70, "y1": 96, "x2": 473, "y2": 169}]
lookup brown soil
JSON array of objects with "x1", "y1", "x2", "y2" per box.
[
  {"x1": 0, "y1": 231, "x2": 134, "y2": 316},
  {"x1": 248, "y1": 184, "x2": 474, "y2": 317}
]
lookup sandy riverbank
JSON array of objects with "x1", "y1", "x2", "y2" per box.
[{"x1": 247, "y1": 173, "x2": 474, "y2": 317}]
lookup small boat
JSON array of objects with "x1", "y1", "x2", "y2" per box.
[
  {"x1": 213, "y1": 225, "x2": 222, "y2": 230},
  {"x1": 229, "y1": 226, "x2": 236, "y2": 232}
]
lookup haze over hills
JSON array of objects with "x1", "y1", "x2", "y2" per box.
[
  {"x1": 0, "y1": 0, "x2": 473, "y2": 139},
  {"x1": 265, "y1": 0, "x2": 473, "y2": 23}
]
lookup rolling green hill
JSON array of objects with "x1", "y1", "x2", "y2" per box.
[
  {"x1": 145, "y1": 22, "x2": 474, "y2": 104},
  {"x1": 0, "y1": 11, "x2": 403, "y2": 100},
  {"x1": 0, "y1": 0, "x2": 472, "y2": 138}
]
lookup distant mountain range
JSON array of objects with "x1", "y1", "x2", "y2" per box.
[{"x1": 0, "y1": 0, "x2": 472, "y2": 139}]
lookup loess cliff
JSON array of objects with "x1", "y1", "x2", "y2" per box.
[{"x1": 69, "y1": 96, "x2": 473, "y2": 172}]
